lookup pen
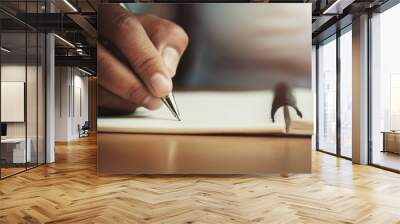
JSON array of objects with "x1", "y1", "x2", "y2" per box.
[{"x1": 161, "y1": 92, "x2": 181, "y2": 121}]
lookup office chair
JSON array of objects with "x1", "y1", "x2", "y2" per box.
[{"x1": 79, "y1": 121, "x2": 90, "y2": 138}]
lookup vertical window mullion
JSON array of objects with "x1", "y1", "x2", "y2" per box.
[
  {"x1": 316, "y1": 44, "x2": 320, "y2": 150},
  {"x1": 336, "y1": 28, "x2": 341, "y2": 157},
  {"x1": 367, "y1": 11, "x2": 373, "y2": 165},
  {"x1": 0, "y1": 21, "x2": 2, "y2": 179},
  {"x1": 25, "y1": 0, "x2": 28, "y2": 171},
  {"x1": 36, "y1": 0, "x2": 39, "y2": 167}
]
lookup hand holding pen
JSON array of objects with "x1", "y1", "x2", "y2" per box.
[{"x1": 97, "y1": 4, "x2": 188, "y2": 119}]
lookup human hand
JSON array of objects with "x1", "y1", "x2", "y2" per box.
[{"x1": 98, "y1": 5, "x2": 188, "y2": 114}]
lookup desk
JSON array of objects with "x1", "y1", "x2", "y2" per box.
[
  {"x1": 382, "y1": 131, "x2": 400, "y2": 154},
  {"x1": 1, "y1": 138, "x2": 31, "y2": 164},
  {"x1": 98, "y1": 133, "x2": 311, "y2": 175}
]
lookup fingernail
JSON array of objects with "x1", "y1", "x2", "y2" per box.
[
  {"x1": 150, "y1": 73, "x2": 172, "y2": 96},
  {"x1": 162, "y1": 47, "x2": 180, "y2": 77}
]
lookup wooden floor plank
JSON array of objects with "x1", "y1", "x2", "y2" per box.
[{"x1": 0, "y1": 135, "x2": 400, "y2": 223}]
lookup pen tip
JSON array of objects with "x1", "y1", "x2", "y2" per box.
[{"x1": 177, "y1": 115, "x2": 182, "y2": 121}]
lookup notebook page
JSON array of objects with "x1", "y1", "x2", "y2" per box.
[{"x1": 98, "y1": 90, "x2": 313, "y2": 135}]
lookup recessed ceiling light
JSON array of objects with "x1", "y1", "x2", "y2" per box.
[
  {"x1": 323, "y1": 0, "x2": 354, "y2": 15},
  {"x1": 54, "y1": 34, "x2": 75, "y2": 48},
  {"x1": 63, "y1": 0, "x2": 78, "y2": 12},
  {"x1": 77, "y1": 67, "x2": 93, "y2": 76}
]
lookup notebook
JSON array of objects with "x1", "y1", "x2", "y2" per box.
[{"x1": 98, "y1": 90, "x2": 313, "y2": 136}]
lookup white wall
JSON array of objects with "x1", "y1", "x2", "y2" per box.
[
  {"x1": 73, "y1": 74, "x2": 89, "y2": 136},
  {"x1": 1, "y1": 63, "x2": 46, "y2": 164},
  {"x1": 1, "y1": 64, "x2": 41, "y2": 138},
  {"x1": 54, "y1": 67, "x2": 89, "y2": 141},
  {"x1": 1, "y1": 65, "x2": 26, "y2": 139},
  {"x1": 55, "y1": 66, "x2": 70, "y2": 141},
  {"x1": 1, "y1": 65, "x2": 25, "y2": 125}
]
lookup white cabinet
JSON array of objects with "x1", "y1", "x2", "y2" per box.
[{"x1": 1, "y1": 138, "x2": 32, "y2": 163}]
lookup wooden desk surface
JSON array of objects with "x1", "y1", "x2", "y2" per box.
[{"x1": 98, "y1": 133, "x2": 311, "y2": 175}]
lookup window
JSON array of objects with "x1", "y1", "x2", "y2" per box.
[
  {"x1": 316, "y1": 25, "x2": 353, "y2": 159},
  {"x1": 370, "y1": 2, "x2": 400, "y2": 171},
  {"x1": 339, "y1": 27, "x2": 352, "y2": 158},
  {"x1": 317, "y1": 35, "x2": 337, "y2": 154}
]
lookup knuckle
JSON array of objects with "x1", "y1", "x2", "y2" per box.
[
  {"x1": 167, "y1": 24, "x2": 186, "y2": 38},
  {"x1": 181, "y1": 30, "x2": 189, "y2": 47},
  {"x1": 151, "y1": 22, "x2": 189, "y2": 51},
  {"x1": 97, "y1": 54, "x2": 110, "y2": 83},
  {"x1": 169, "y1": 24, "x2": 189, "y2": 45},
  {"x1": 97, "y1": 52, "x2": 108, "y2": 69},
  {"x1": 177, "y1": 26, "x2": 189, "y2": 46},
  {"x1": 138, "y1": 13, "x2": 158, "y2": 21},
  {"x1": 160, "y1": 23, "x2": 189, "y2": 50},
  {"x1": 126, "y1": 83, "x2": 147, "y2": 104},
  {"x1": 113, "y1": 12, "x2": 139, "y2": 32},
  {"x1": 134, "y1": 56, "x2": 160, "y2": 76}
]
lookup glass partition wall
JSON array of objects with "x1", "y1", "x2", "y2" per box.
[
  {"x1": 0, "y1": 31, "x2": 27, "y2": 177},
  {"x1": 339, "y1": 27, "x2": 352, "y2": 159},
  {"x1": 370, "y1": 3, "x2": 400, "y2": 171},
  {"x1": 317, "y1": 35, "x2": 337, "y2": 155},
  {"x1": 0, "y1": 1, "x2": 46, "y2": 179},
  {"x1": 316, "y1": 26, "x2": 352, "y2": 159}
]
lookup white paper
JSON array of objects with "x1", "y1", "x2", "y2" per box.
[{"x1": 98, "y1": 90, "x2": 313, "y2": 135}]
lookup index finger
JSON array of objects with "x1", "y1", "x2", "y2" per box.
[{"x1": 98, "y1": 4, "x2": 172, "y2": 97}]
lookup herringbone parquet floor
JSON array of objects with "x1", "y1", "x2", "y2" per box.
[{"x1": 1, "y1": 135, "x2": 400, "y2": 224}]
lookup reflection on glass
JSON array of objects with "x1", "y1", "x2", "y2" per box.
[
  {"x1": 340, "y1": 28, "x2": 352, "y2": 158},
  {"x1": 318, "y1": 36, "x2": 337, "y2": 154},
  {"x1": 1, "y1": 31, "x2": 27, "y2": 177},
  {"x1": 371, "y1": 4, "x2": 400, "y2": 171},
  {"x1": 38, "y1": 33, "x2": 46, "y2": 165},
  {"x1": 0, "y1": 1, "x2": 46, "y2": 179},
  {"x1": 26, "y1": 0, "x2": 39, "y2": 169},
  {"x1": 27, "y1": 31, "x2": 38, "y2": 169},
  {"x1": 390, "y1": 75, "x2": 400, "y2": 130}
]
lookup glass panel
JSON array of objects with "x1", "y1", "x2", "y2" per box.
[
  {"x1": 26, "y1": 0, "x2": 39, "y2": 169},
  {"x1": 371, "y1": 4, "x2": 400, "y2": 171},
  {"x1": 0, "y1": 1, "x2": 46, "y2": 178},
  {"x1": 27, "y1": 30, "x2": 38, "y2": 169},
  {"x1": 312, "y1": 45, "x2": 317, "y2": 151},
  {"x1": 38, "y1": 32, "x2": 45, "y2": 165},
  {"x1": 340, "y1": 28, "x2": 352, "y2": 158},
  {"x1": 317, "y1": 36, "x2": 337, "y2": 154},
  {"x1": 1, "y1": 30, "x2": 27, "y2": 177}
]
